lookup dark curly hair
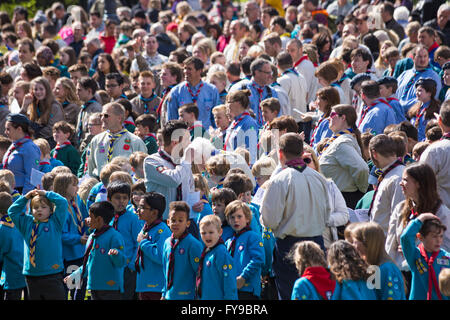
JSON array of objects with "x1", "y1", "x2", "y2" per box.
[{"x1": 327, "y1": 240, "x2": 370, "y2": 283}]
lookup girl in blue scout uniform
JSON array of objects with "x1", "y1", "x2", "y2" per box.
[
  {"x1": 407, "y1": 78, "x2": 440, "y2": 142},
  {"x1": 350, "y1": 222, "x2": 406, "y2": 300},
  {"x1": 135, "y1": 192, "x2": 171, "y2": 300},
  {"x1": 211, "y1": 188, "x2": 237, "y2": 243},
  {"x1": 224, "y1": 200, "x2": 265, "y2": 300},
  {"x1": 327, "y1": 240, "x2": 377, "y2": 300},
  {"x1": 162, "y1": 201, "x2": 203, "y2": 300},
  {"x1": 8, "y1": 189, "x2": 69, "y2": 300},
  {"x1": 290, "y1": 241, "x2": 336, "y2": 300},
  {"x1": 401, "y1": 213, "x2": 449, "y2": 300},
  {"x1": 0, "y1": 192, "x2": 27, "y2": 300},
  {"x1": 106, "y1": 181, "x2": 144, "y2": 300},
  {"x1": 2, "y1": 113, "x2": 41, "y2": 194},
  {"x1": 53, "y1": 173, "x2": 90, "y2": 300},
  {"x1": 192, "y1": 173, "x2": 213, "y2": 227},
  {"x1": 65, "y1": 201, "x2": 127, "y2": 300},
  {"x1": 196, "y1": 214, "x2": 238, "y2": 300}
]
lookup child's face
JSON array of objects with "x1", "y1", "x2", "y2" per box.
[
  {"x1": 53, "y1": 81, "x2": 66, "y2": 101},
  {"x1": 350, "y1": 238, "x2": 367, "y2": 260},
  {"x1": 109, "y1": 192, "x2": 130, "y2": 213},
  {"x1": 419, "y1": 229, "x2": 444, "y2": 253},
  {"x1": 139, "y1": 76, "x2": 155, "y2": 97},
  {"x1": 239, "y1": 191, "x2": 252, "y2": 204},
  {"x1": 179, "y1": 110, "x2": 195, "y2": 125},
  {"x1": 13, "y1": 86, "x2": 25, "y2": 103},
  {"x1": 53, "y1": 129, "x2": 70, "y2": 144},
  {"x1": 133, "y1": 190, "x2": 145, "y2": 207},
  {"x1": 67, "y1": 182, "x2": 78, "y2": 200},
  {"x1": 378, "y1": 84, "x2": 391, "y2": 98},
  {"x1": 210, "y1": 78, "x2": 226, "y2": 93},
  {"x1": 134, "y1": 124, "x2": 149, "y2": 138},
  {"x1": 227, "y1": 209, "x2": 250, "y2": 232},
  {"x1": 32, "y1": 201, "x2": 51, "y2": 221},
  {"x1": 200, "y1": 223, "x2": 223, "y2": 248},
  {"x1": 213, "y1": 111, "x2": 230, "y2": 131},
  {"x1": 88, "y1": 210, "x2": 104, "y2": 230},
  {"x1": 214, "y1": 56, "x2": 226, "y2": 66},
  {"x1": 212, "y1": 200, "x2": 226, "y2": 218},
  {"x1": 262, "y1": 107, "x2": 278, "y2": 124},
  {"x1": 137, "y1": 198, "x2": 158, "y2": 223},
  {"x1": 168, "y1": 210, "x2": 190, "y2": 238}
]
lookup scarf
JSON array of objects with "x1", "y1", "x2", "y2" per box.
[
  {"x1": 29, "y1": 218, "x2": 49, "y2": 267},
  {"x1": 302, "y1": 266, "x2": 336, "y2": 300},
  {"x1": 139, "y1": 93, "x2": 157, "y2": 114},
  {"x1": 224, "y1": 112, "x2": 250, "y2": 151},
  {"x1": 186, "y1": 81, "x2": 204, "y2": 103},
  {"x1": 107, "y1": 128, "x2": 128, "y2": 162},
  {"x1": 80, "y1": 225, "x2": 112, "y2": 282},
  {"x1": 53, "y1": 141, "x2": 71, "y2": 159},
  {"x1": 135, "y1": 219, "x2": 163, "y2": 273},
  {"x1": 195, "y1": 238, "x2": 224, "y2": 298},
  {"x1": 156, "y1": 85, "x2": 174, "y2": 118},
  {"x1": 69, "y1": 199, "x2": 85, "y2": 235},
  {"x1": 418, "y1": 243, "x2": 442, "y2": 300},
  {"x1": 228, "y1": 226, "x2": 251, "y2": 257},
  {"x1": 319, "y1": 129, "x2": 353, "y2": 157},
  {"x1": 112, "y1": 210, "x2": 126, "y2": 230},
  {"x1": 77, "y1": 100, "x2": 97, "y2": 144},
  {"x1": 167, "y1": 231, "x2": 189, "y2": 290},
  {"x1": 2, "y1": 136, "x2": 31, "y2": 169}
]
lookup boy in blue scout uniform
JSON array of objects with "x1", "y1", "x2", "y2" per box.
[
  {"x1": 210, "y1": 187, "x2": 237, "y2": 243},
  {"x1": 8, "y1": 189, "x2": 69, "y2": 300},
  {"x1": 224, "y1": 200, "x2": 265, "y2": 300},
  {"x1": 135, "y1": 192, "x2": 171, "y2": 300},
  {"x1": 196, "y1": 214, "x2": 238, "y2": 300},
  {"x1": 0, "y1": 192, "x2": 26, "y2": 300},
  {"x1": 401, "y1": 213, "x2": 450, "y2": 300},
  {"x1": 65, "y1": 201, "x2": 127, "y2": 300},
  {"x1": 107, "y1": 181, "x2": 144, "y2": 300},
  {"x1": 162, "y1": 201, "x2": 203, "y2": 300},
  {"x1": 377, "y1": 76, "x2": 407, "y2": 124}
]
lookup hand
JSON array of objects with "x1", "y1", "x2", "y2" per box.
[
  {"x1": 80, "y1": 234, "x2": 89, "y2": 245},
  {"x1": 192, "y1": 201, "x2": 204, "y2": 213},
  {"x1": 299, "y1": 131, "x2": 305, "y2": 141},
  {"x1": 84, "y1": 217, "x2": 91, "y2": 228},
  {"x1": 108, "y1": 249, "x2": 119, "y2": 256},
  {"x1": 137, "y1": 232, "x2": 145, "y2": 243},
  {"x1": 236, "y1": 276, "x2": 246, "y2": 289},
  {"x1": 22, "y1": 93, "x2": 33, "y2": 107},
  {"x1": 418, "y1": 213, "x2": 438, "y2": 222}
]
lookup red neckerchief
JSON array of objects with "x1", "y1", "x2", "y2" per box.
[
  {"x1": 156, "y1": 85, "x2": 174, "y2": 116},
  {"x1": 415, "y1": 103, "x2": 429, "y2": 127},
  {"x1": 53, "y1": 141, "x2": 71, "y2": 159},
  {"x1": 123, "y1": 119, "x2": 135, "y2": 126},
  {"x1": 358, "y1": 98, "x2": 391, "y2": 126},
  {"x1": 428, "y1": 42, "x2": 439, "y2": 53},
  {"x1": 224, "y1": 112, "x2": 250, "y2": 151},
  {"x1": 302, "y1": 266, "x2": 336, "y2": 300},
  {"x1": 3, "y1": 136, "x2": 31, "y2": 169},
  {"x1": 387, "y1": 97, "x2": 399, "y2": 102},
  {"x1": 195, "y1": 238, "x2": 225, "y2": 299},
  {"x1": 144, "y1": 133, "x2": 157, "y2": 143},
  {"x1": 418, "y1": 242, "x2": 442, "y2": 300},
  {"x1": 251, "y1": 82, "x2": 265, "y2": 125},
  {"x1": 293, "y1": 55, "x2": 309, "y2": 68},
  {"x1": 112, "y1": 210, "x2": 126, "y2": 230},
  {"x1": 39, "y1": 161, "x2": 50, "y2": 166},
  {"x1": 189, "y1": 123, "x2": 204, "y2": 131},
  {"x1": 377, "y1": 97, "x2": 392, "y2": 109},
  {"x1": 167, "y1": 231, "x2": 189, "y2": 290},
  {"x1": 368, "y1": 159, "x2": 404, "y2": 217},
  {"x1": 310, "y1": 115, "x2": 328, "y2": 146},
  {"x1": 441, "y1": 132, "x2": 450, "y2": 140},
  {"x1": 135, "y1": 219, "x2": 163, "y2": 273},
  {"x1": 186, "y1": 81, "x2": 204, "y2": 103}
]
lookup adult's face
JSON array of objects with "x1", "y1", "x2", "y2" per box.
[
  {"x1": 105, "y1": 78, "x2": 123, "y2": 99},
  {"x1": 18, "y1": 43, "x2": 34, "y2": 63},
  {"x1": 253, "y1": 62, "x2": 272, "y2": 86},
  {"x1": 418, "y1": 31, "x2": 435, "y2": 49},
  {"x1": 160, "y1": 68, "x2": 177, "y2": 87},
  {"x1": 413, "y1": 48, "x2": 430, "y2": 70},
  {"x1": 144, "y1": 36, "x2": 159, "y2": 56},
  {"x1": 184, "y1": 63, "x2": 202, "y2": 84},
  {"x1": 5, "y1": 121, "x2": 24, "y2": 141},
  {"x1": 287, "y1": 41, "x2": 302, "y2": 61},
  {"x1": 101, "y1": 105, "x2": 123, "y2": 131}
]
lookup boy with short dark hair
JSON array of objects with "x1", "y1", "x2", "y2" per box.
[
  {"x1": 377, "y1": 76, "x2": 406, "y2": 123},
  {"x1": 135, "y1": 113, "x2": 158, "y2": 155},
  {"x1": 50, "y1": 121, "x2": 81, "y2": 175},
  {"x1": 106, "y1": 181, "x2": 144, "y2": 300},
  {"x1": 65, "y1": 201, "x2": 127, "y2": 300},
  {"x1": 162, "y1": 201, "x2": 203, "y2": 300},
  {"x1": 0, "y1": 192, "x2": 26, "y2": 300},
  {"x1": 401, "y1": 213, "x2": 450, "y2": 300},
  {"x1": 224, "y1": 200, "x2": 265, "y2": 300},
  {"x1": 178, "y1": 103, "x2": 208, "y2": 140},
  {"x1": 135, "y1": 192, "x2": 171, "y2": 300},
  {"x1": 211, "y1": 187, "x2": 237, "y2": 242}
]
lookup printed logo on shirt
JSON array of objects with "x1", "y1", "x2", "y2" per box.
[
  {"x1": 437, "y1": 257, "x2": 449, "y2": 266},
  {"x1": 206, "y1": 261, "x2": 211, "y2": 267},
  {"x1": 100, "y1": 248, "x2": 106, "y2": 254},
  {"x1": 238, "y1": 245, "x2": 244, "y2": 251},
  {"x1": 106, "y1": 280, "x2": 116, "y2": 286},
  {"x1": 52, "y1": 264, "x2": 60, "y2": 269},
  {"x1": 123, "y1": 144, "x2": 130, "y2": 151},
  {"x1": 156, "y1": 165, "x2": 166, "y2": 173},
  {"x1": 179, "y1": 248, "x2": 185, "y2": 255}
]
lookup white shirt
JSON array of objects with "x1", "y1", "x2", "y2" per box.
[
  {"x1": 294, "y1": 58, "x2": 319, "y2": 104},
  {"x1": 278, "y1": 69, "x2": 308, "y2": 118}
]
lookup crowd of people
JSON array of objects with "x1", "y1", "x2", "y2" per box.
[{"x1": 0, "y1": 0, "x2": 449, "y2": 301}]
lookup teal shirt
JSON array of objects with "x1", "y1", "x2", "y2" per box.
[
  {"x1": 376, "y1": 261, "x2": 406, "y2": 300},
  {"x1": 292, "y1": 277, "x2": 327, "y2": 300},
  {"x1": 144, "y1": 135, "x2": 158, "y2": 155},
  {"x1": 50, "y1": 144, "x2": 81, "y2": 175},
  {"x1": 332, "y1": 279, "x2": 377, "y2": 300},
  {"x1": 8, "y1": 191, "x2": 68, "y2": 276}
]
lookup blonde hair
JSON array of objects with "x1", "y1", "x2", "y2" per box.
[
  {"x1": 344, "y1": 222, "x2": 362, "y2": 243},
  {"x1": 288, "y1": 241, "x2": 328, "y2": 276},
  {"x1": 210, "y1": 51, "x2": 225, "y2": 65},
  {"x1": 199, "y1": 214, "x2": 222, "y2": 232},
  {"x1": 303, "y1": 144, "x2": 320, "y2": 173},
  {"x1": 212, "y1": 104, "x2": 227, "y2": 115},
  {"x1": 0, "y1": 169, "x2": 15, "y2": 189},
  {"x1": 208, "y1": 70, "x2": 227, "y2": 83},
  {"x1": 0, "y1": 181, "x2": 12, "y2": 193},
  {"x1": 99, "y1": 164, "x2": 123, "y2": 186},
  {"x1": 55, "y1": 77, "x2": 82, "y2": 105},
  {"x1": 53, "y1": 173, "x2": 78, "y2": 199},
  {"x1": 110, "y1": 156, "x2": 133, "y2": 174},
  {"x1": 34, "y1": 138, "x2": 51, "y2": 157},
  {"x1": 109, "y1": 171, "x2": 133, "y2": 186},
  {"x1": 193, "y1": 173, "x2": 210, "y2": 198},
  {"x1": 78, "y1": 177, "x2": 99, "y2": 204},
  {"x1": 206, "y1": 154, "x2": 231, "y2": 177},
  {"x1": 251, "y1": 156, "x2": 276, "y2": 177},
  {"x1": 51, "y1": 166, "x2": 72, "y2": 175},
  {"x1": 129, "y1": 151, "x2": 148, "y2": 169},
  {"x1": 439, "y1": 268, "x2": 450, "y2": 296},
  {"x1": 224, "y1": 200, "x2": 252, "y2": 222},
  {"x1": 234, "y1": 147, "x2": 250, "y2": 166}
]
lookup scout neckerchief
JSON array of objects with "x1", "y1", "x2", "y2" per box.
[
  {"x1": 401, "y1": 69, "x2": 429, "y2": 100},
  {"x1": 319, "y1": 128, "x2": 353, "y2": 157},
  {"x1": 80, "y1": 225, "x2": 112, "y2": 282},
  {"x1": 228, "y1": 225, "x2": 251, "y2": 257},
  {"x1": 302, "y1": 266, "x2": 336, "y2": 300},
  {"x1": 39, "y1": 160, "x2": 50, "y2": 166},
  {"x1": 167, "y1": 230, "x2": 189, "y2": 290},
  {"x1": 285, "y1": 157, "x2": 307, "y2": 174},
  {"x1": 77, "y1": 100, "x2": 97, "y2": 144},
  {"x1": 69, "y1": 199, "x2": 84, "y2": 235},
  {"x1": 158, "y1": 149, "x2": 182, "y2": 201},
  {"x1": 53, "y1": 141, "x2": 71, "y2": 159},
  {"x1": 119, "y1": 93, "x2": 128, "y2": 100},
  {"x1": 223, "y1": 111, "x2": 250, "y2": 151},
  {"x1": 219, "y1": 90, "x2": 227, "y2": 100},
  {"x1": 0, "y1": 215, "x2": 14, "y2": 227},
  {"x1": 351, "y1": 92, "x2": 360, "y2": 109},
  {"x1": 367, "y1": 159, "x2": 404, "y2": 217},
  {"x1": 107, "y1": 128, "x2": 128, "y2": 162},
  {"x1": 251, "y1": 82, "x2": 266, "y2": 125},
  {"x1": 135, "y1": 219, "x2": 163, "y2": 273},
  {"x1": 418, "y1": 242, "x2": 443, "y2": 300},
  {"x1": 441, "y1": 132, "x2": 450, "y2": 140},
  {"x1": 123, "y1": 116, "x2": 135, "y2": 128},
  {"x1": 186, "y1": 81, "x2": 204, "y2": 103},
  {"x1": 144, "y1": 133, "x2": 157, "y2": 143},
  {"x1": 189, "y1": 122, "x2": 204, "y2": 132},
  {"x1": 112, "y1": 209, "x2": 126, "y2": 230},
  {"x1": 2, "y1": 136, "x2": 31, "y2": 169},
  {"x1": 29, "y1": 217, "x2": 49, "y2": 267},
  {"x1": 358, "y1": 98, "x2": 391, "y2": 127},
  {"x1": 282, "y1": 68, "x2": 299, "y2": 76},
  {"x1": 195, "y1": 238, "x2": 225, "y2": 299},
  {"x1": 293, "y1": 55, "x2": 309, "y2": 68},
  {"x1": 387, "y1": 96, "x2": 399, "y2": 103},
  {"x1": 414, "y1": 102, "x2": 429, "y2": 128},
  {"x1": 139, "y1": 92, "x2": 157, "y2": 114},
  {"x1": 310, "y1": 115, "x2": 329, "y2": 146},
  {"x1": 156, "y1": 85, "x2": 174, "y2": 118}
]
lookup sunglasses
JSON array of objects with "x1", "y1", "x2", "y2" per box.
[{"x1": 330, "y1": 111, "x2": 341, "y2": 118}]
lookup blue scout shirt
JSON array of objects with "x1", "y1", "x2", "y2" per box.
[
  {"x1": 376, "y1": 261, "x2": 406, "y2": 300},
  {"x1": 410, "y1": 101, "x2": 431, "y2": 142},
  {"x1": 311, "y1": 116, "x2": 333, "y2": 149},
  {"x1": 291, "y1": 277, "x2": 332, "y2": 300},
  {"x1": 2, "y1": 137, "x2": 41, "y2": 194},
  {"x1": 224, "y1": 112, "x2": 259, "y2": 164},
  {"x1": 225, "y1": 229, "x2": 265, "y2": 297},
  {"x1": 167, "y1": 80, "x2": 221, "y2": 129},
  {"x1": 0, "y1": 215, "x2": 26, "y2": 290},
  {"x1": 136, "y1": 221, "x2": 171, "y2": 293},
  {"x1": 71, "y1": 227, "x2": 127, "y2": 291},
  {"x1": 331, "y1": 279, "x2": 377, "y2": 300},
  {"x1": 8, "y1": 191, "x2": 68, "y2": 276},
  {"x1": 396, "y1": 68, "x2": 441, "y2": 114},
  {"x1": 358, "y1": 99, "x2": 397, "y2": 135},
  {"x1": 197, "y1": 243, "x2": 238, "y2": 300},
  {"x1": 162, "y1": 233, "x2": 203, "y2": 300},
  {"x1": 400, "y1": 218, "x2": 450, "y2": 300}
]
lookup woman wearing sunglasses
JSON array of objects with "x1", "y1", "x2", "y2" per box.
[{"x1": 318, "y1": 104, "x2": 369, "y2": 209}]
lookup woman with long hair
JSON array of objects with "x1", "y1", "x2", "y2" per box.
[
  {"x1": 318, "y1": 104, "x2": 369, "y2": 209},
  {"x1": 92, "y1": 53, "x2": 119, "y2": 90},
  {"x1": 21, "y1": 76, "x2": 64, "y2": 148},
  {"x1": 53, "y1": 77, "x2": 81, "y2": 126},
  {"x1": 385, "y1": 162, "x2": 450, "y2": 294},
  {"x1": 312, "y1": 32, "x2": 333, "y2": 64}
]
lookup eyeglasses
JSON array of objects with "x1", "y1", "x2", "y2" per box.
[{"x1": 330, "y1": 111, "x2": 341, "y2": 118}]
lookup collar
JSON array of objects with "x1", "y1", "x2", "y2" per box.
[{"x1": 381, "y1": 158, "x2": 400, "y2": 172}]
